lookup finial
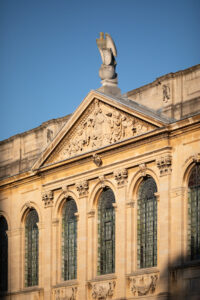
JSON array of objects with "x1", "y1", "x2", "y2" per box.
[{"x1": 96, "y1": 33, "x2": 121, "y2": 96}]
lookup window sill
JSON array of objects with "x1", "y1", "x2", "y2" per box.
[
  {"x1": 127, "y1": 267, "x2": 159, "y2": 277},
  {"x1": 89, "y1": 273, "x2": 117, "y2": 283},
  {"x1": 53, "y1": 280, "x2": 78, "y2": 288}
]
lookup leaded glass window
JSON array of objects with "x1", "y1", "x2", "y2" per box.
[
  {"x1": 0, "y1": 216, "x2": 8, "y2": 292},
  {"x1": 188, "y1": 164, "x2": 200, "y2": 260},
  {"x1": 98, "y1": 187, "x2": 115, "y2": 275},
  {"x1": 137, "y1": 177, "x2": 157, "y2": 268},
  {"x1": 62, "y1": 197, "x2": 77, "y2": 280},
  {"x1": 25, "y1": 209, "x2": 39, "y2": 287}
]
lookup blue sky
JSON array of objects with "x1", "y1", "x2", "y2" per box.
[{"x1": 0, "y1": 0, "x2": 200, "y2": 141}]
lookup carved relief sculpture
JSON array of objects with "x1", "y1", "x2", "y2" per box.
[
  {"x1": 162, "y1": 84, "x2": 170, "y2": 102},
  {"x1": 88, "y1": 281, "x2": 116, "y2": 300},
  {"x1": 129, "y1": 274, "x2": 158, "y2": 296},
  {"x1": 42, "y1": 190, "x2": 54, "y2": 208},
  {"x1": 53, "y1": 287, "x2": 77, "y2": 300},
  {"x1": 156, "y1": 155, "x2": 172, "y2": 176},
  {"x1": 114, "y1": 168, "x2": 128, "y2": 186},
  {"x1": 47, "y1": 100, "x2": 156, "y2": 164},
  {"x1": 76, "y1": 180, "x2": 89, "y2": 197}
]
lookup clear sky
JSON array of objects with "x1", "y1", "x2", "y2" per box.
[{"x1": 0, "y1": 0, "x2": 200, "y2": 141}]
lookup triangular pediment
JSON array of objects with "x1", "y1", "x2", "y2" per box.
[{"x1": 33, "y1": 91, "x2": 167, "y2": 170}]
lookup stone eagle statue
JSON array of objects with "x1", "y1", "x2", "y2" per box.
[{"x1": 96, "y1": 32, "x2": 118, "y2": 81}]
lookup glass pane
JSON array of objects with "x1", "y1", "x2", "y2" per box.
[
  {"x1": 188, "y1": 164, "x2": 200, "y2": 260},
  {"x1": 98, "y1": 187, "x2": 115, "y2": 275},
  {"x1": 0, "y1": 216, "x2": 8, "y2": 292},
  {"x1": 62, "y1": 197, "x2": 77, "y2": 280},
  {"x1": 137, "y1": 177, "x2": 157, "y2": 268},
  {"x1": 25, "y1": 209, "x2": 39, "y2": 287}
]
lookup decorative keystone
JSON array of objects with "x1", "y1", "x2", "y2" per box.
[
  {"x1": 156, "y1": 155, "x2": 172, "y2": 176},
  {"x1": 93, "y1": 153, "x2": 102, "y2": 167},
  {"x1": 192, "y1": 153, "x2": 200, "y2": 163},
  {"x1": 88, "y1": 281, "x2": 116, "y2": 300},
  {"x1": 76, "y1": 180, "x2": 89, "y2": 197},
  {"x1": 99, "y1": 175, "x2": 106, "y2": 188},
  {"x1": 114, "y1": 168, "x2": 128, "y2": 186},
  {"x1": 139, "y1": 163, "x2": 147, "y2": 177},
  {"x1": 42, "y1": 190, "x2": 54, "y2": 208}
]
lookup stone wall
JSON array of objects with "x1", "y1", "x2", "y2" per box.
[
  {"x1": 0, "y1": 115, "x2": 70, "y2": 179},
  {"x1": 126, "y1": 64, "x2": 200, "y2": 120}
]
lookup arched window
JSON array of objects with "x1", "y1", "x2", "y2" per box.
[
  {"x1": 188, "y1": 164, "x2": 200, "y2": 260},
  {"x1": 25, "y1": 209, "x2": 39, "y2": 287},
  {"x1": 62, "y1": 197, "x2": 77, "y2": 280},
  {"x1": 137, "y1": 177, "x2": 157, "y2": 268},
  {"x1": 98, "y1": 187, "x2": 115, "y2": 275},
  {"x1": 0, "y1": 216, "x2": 8, "y2": 292}
]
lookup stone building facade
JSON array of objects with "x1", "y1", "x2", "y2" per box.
[{"x1": 0, "y1": 63, "x2": 200, "y2": 300}]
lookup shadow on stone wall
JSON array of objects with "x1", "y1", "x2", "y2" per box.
[{"x1": 158, "y1": 254, "x2": 200, "y2": 300}]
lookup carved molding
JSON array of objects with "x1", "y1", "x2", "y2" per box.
[
  {"x1": 46, "y1": 100, "x2": 156, "y2": 164},
  {"x1": 126, "y1": 201, "x2": 135, "y2": 208},
  {"x1": 156, "y1": 155, "x2": 172, "y2": 176},
  {"x1": 139, "y1": 163, "x2": 147, "y2": 177},
  {"x1": 42, "y1": 190, "x2": 54, "y2": 208},
  {"x1": 93, "y1": 153, "x2": 102, "y2": 167},
  {"x1": 114, "y1": 168, "x2": 128, "y2": 186},
  {"x1": 87, "y1": 210, "x2": 95, "y2": 218},
  {"x1": 128, "y1": 273, "x2": 158, "y2": 296},
  {"x1": 52, "y1": 286, "x2": 77, "y2": 300},
  {"x1": 88, "y1": 281, "x2": 116, "y2": 300},
  {"x1": 76, "y1": 180, "x2": 89, "y2": 197}
]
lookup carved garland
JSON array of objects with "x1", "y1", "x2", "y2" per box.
[
  {"x1": 53, "y1": 286, "x2": 77, "y2": 300},
  {"x1": 128, "y1": 273, "x2": 158, "y2": 296},
  {"x1": 88, "y1": 281, "x2": 116, "y2": 300}
]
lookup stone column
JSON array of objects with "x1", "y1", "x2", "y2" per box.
[
  {"x1": 76, "y1": 180, "x2": 89, "y2": 300},
  {"x1": 42, "y1": 190, "x2": 54, "y2": 300},
  {"x1": 114, "y1": 168, "x2": 128, "y2": 298}
]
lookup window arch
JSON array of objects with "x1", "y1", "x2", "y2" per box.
[
  {"x1": 137, "y1": 177, "x2": 157, "y2": 268},
  {"x1": 0, "y1": 216, "x2": 8, "y2": 292},
  {"x1": 188, "y1": 163, "x2": 200, "y2": 260},
  {"x1": 25, "y1": 209, "x2": 39, "y2": 287},
  {"x1": 97, "y1": 187, "x2": 115, "y2": 275},
  {"x1": 62, "y1": 197, "x2": 77, "y2": 280}
]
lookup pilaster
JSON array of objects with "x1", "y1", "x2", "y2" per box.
[
  {"x1": 114, "y1": 168, "x2": 128, "y2": 298},
  {"x1": 42, "y1": 190, "x2": 54, "y2": 300},
  {"x1": 76, "y1": 180, "x2": 89, "y2": 300}
]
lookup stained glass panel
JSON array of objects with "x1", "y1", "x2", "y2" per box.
[
  {"x1": 137, "y1": 177, "x2": 157, "y2": 268},
  {"x1": 0, "y1": 216, "x2": 8, "y2": 292},
  {"x1": 188, "y1": 164, "x2": 200, "y2": 260},
  {"x1": 62, "y1": 197, "x2": 77, "y2": 280},
  {"x1": 25, "y1": 209, "x2": 39, "y2": 287},
  {"x1": 98, "y1": 187, "x2": 115, "y2": 275}
]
